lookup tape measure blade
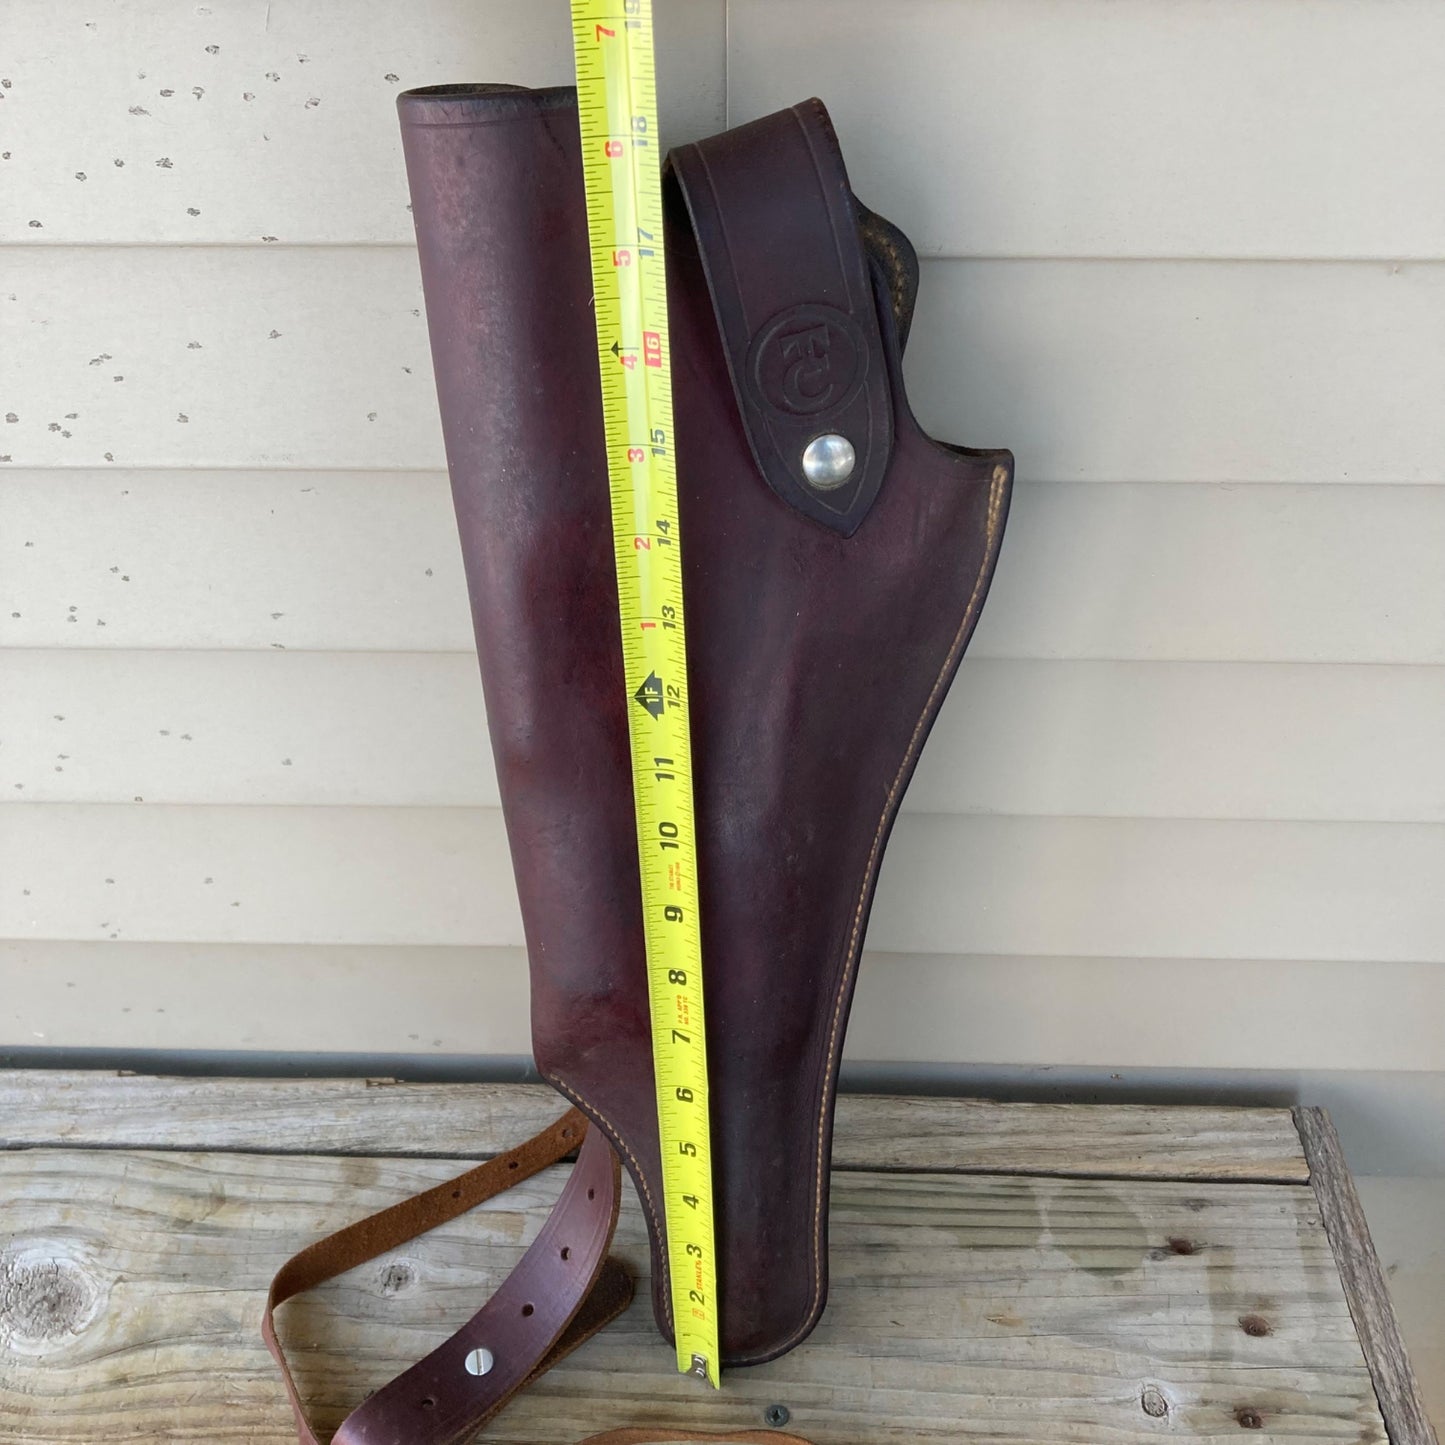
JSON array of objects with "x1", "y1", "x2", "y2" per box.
[{"x1": 570, "y1": 0, "x2": 721, "y2": 1388}]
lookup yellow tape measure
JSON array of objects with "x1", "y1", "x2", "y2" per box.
[{"x1": 570, "y1": 0, "x2": 720, "y2": 1387}]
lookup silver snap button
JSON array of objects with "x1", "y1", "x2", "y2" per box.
[
  {"x1": 464, "y1": 1347, "x2": 495, "y2": 1377},
  {"x1": 801, "y1": 433, "x2": 855, "y2": 490}
]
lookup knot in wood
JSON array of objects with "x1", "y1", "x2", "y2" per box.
[
  {"x1": 1149, "y1": 1235, "x2": 1203, "y2": 1261},
  {"x1": 1235, "y1": 1408, "x2": 1265, "y2": 1430},
  {"x1": 1140, "y1": 1386, "x2": 1170, "y2": 1418},
  {"x1": 0, "y1": 1248, "x2": 98, "y2": 1344},
  {"x1": 1238, "y1": 1313, "x2": 1272, "y2": 1337},
  {"x1": 377, "y1": 1260, "x2": 417, "y2": 1297}
]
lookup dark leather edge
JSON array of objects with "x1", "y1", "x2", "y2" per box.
[
  {"x1": 397, "y1": 83, "x2": 579, "y2": 129},
  {"x1": 856, "y1": 200, "x2": 920, "y2": 352}
]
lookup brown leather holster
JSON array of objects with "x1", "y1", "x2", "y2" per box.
[{"x1": 265, "y1": 86, "x2": 1010, "y2": 1444}]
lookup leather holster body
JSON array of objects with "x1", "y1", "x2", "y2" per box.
[{"x1": 399, "y1": 85, "x2": 1011, "y2": 1366}]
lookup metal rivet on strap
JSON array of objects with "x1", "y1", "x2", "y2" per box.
[
  {"x1": 801, "y1": 433, "x2": 855, "y2": 490},
  {"x1": 464, "y1": 1347, "x2": 495, "y2": 1377}
]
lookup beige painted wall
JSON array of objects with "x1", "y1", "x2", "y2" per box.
[{"x1": 1, "y1": 0, "x2": 1440, "y2": 1421}]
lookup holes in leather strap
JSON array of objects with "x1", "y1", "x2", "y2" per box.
[
  {"x1": 521, "y1": 1303, "x2": 534, "y2": 1317},
  {"x1": 586, "y1": 1187, "x2": 596, "y2": 1201},
  {"x1": 560, "y1": 1246, "x2": 571, "y2": 1261},
  {"x1": 420, "y1": 1397, "x2": 437, "y2": 1411}
]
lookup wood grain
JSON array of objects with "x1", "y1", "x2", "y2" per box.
[
  {"x1": 1354, "y1": 1179, "x2": 1445, "y2": 1437},
  {"x1": 1295, "y1": 1108, "x2": 1441, "y2": 1445},
  {"x1": 0, "y1": 1146, "x2": 1374, "y2": 1444},
  {"x1": 0, "y1": 1075, "x2": 1308, "y2": 1181}
]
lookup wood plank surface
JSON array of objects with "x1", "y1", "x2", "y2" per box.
[
  {"x1": 6, "y1": 805, "x2": 1444, "y2": 967},
  {"x1": 0, "y1": 1073, "x2": 1308, "y2": 1181},
  {"x1": 1296, "y1": 1109, "x2": 1441, "y2": 1445},
  {"x1": 4, "y1": 250, "x2": 1444, "y2": 481},
  {"x1": 1354, "y1": 1178, "x2": 1445, "y2": 1439},
  {"x1": 727, "y1": 0, "x2": 1445, "y2": 260},
  {"x1": 0, "y1": 0, "x2": 726, "y2": 245},
  {"x1": 0, "y1": 1147, "x2": 1377, "y2": 1444},
  {"x1": 8, "y1": 474, "x2": 1445, "y2": 663},
  {"x1": 9, "y1": 652, "x2": 1445, "y2": 824}
]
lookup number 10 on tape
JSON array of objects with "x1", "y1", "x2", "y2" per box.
[{"x1": 570, "y1": 0, "x2": 722, "y2": 1388}]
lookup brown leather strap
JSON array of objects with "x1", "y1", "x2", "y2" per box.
[
  {"x1": 669, "y1": 98, "x2": 894, "y2": 538},
  {"x1": 264, "y1": 1106, "x2": 821, "y2": 1443},
  {"x1": 264, "y1": 1109, "x2": 631, "y2": 1445}
]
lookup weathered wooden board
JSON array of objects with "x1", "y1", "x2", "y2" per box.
[
  {"x1": 728, "y1": 0, "x2": 1445, "y2": 260},
  {"x1": 6, "y1": 943, "x2": 1445, "y2": 1075},
  {"x1": 4, "y1": 250, "x2": 1445, "y2": 481},
  {"x1": 8, "y1": 474, "x2": 1445, "y2": 663},
  {"x1": 1296, "y1": 1109, "x2": 1440, "y2": 1445},
  {"x1": 9, "y1": 652, "x2": 1445, "y2": 824},
  {"x1": 0, "y1": 1148, "x2": 1378, "y2": 1444},
  {"x1": 1354, "y1": 1178, "x2": 1445, "y2": 1440},
  {"x1": 0, "y1": 0, "x2": 726, "y2": 245},
  {"x1": 5, "y1": 804, "x2": 1444, "y2": 967},
  {"x1": 0, "y1": 1074, "x2": 1308, "y2": 1181}
]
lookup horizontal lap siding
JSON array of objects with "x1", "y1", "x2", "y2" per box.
[
  {"x1": 726, "y1": 0, "x2": 1445, "y2": 261},
  {"x1": 5, "y1": 943, "x2": 1444, "y2": 1073},
  {"x1": 4, "y1": 251, "x2": 1444, "y2": 479},
  {"x1": 6, "y1": 651, "x2": 1445, "y2": 822},
  {"x1": 0, "y1": 0, "x2": 727, "y2": 244},
  {"x1": 7, "y1": 475, "x2": 1445, "y2": 660},
  {"x1": 5, "y1": 4, "x2": 1439, "y2": 1423},
  {"x1": 9, "y1": 0, "x2": 1442, "y2": 257},
  {"x1": 4, "y1": 806, "x2": 1444, "y2": 966},
  {"x1": 2, "y1": 2, "x2": 1442, "y2": 1084}
]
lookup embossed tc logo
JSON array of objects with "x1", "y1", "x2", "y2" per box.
[
  {"x1": 778, "y1": 323, "x2": 836, "y2": 411},
  {"x1": 748, "y1": 303, "x2": 865, "y2": 419}
]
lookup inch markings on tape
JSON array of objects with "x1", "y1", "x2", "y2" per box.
[{"x1": 571, "y1": 0, "x2": 721, "y2": 1387}]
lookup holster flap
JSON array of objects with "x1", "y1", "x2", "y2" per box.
[{"x1": 668, "y1": 99, "x2": 893, "y2": 536}]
